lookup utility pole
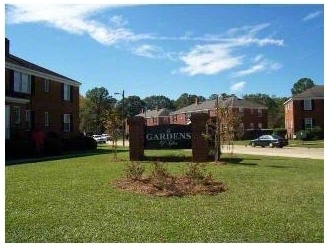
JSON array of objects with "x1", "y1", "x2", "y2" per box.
[{"x1": 114, "y1": 90, "x2": 125, "y2": 147}]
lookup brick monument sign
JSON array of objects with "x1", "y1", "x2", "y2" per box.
[{"x1": 128, "y1": 113, "x2": 212, "y2": 162}]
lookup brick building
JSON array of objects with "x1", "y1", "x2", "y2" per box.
[
  {"x1": 284, "y1": 85, "x2": 324, "y2": 139},
  {"x1": 135, "y1": 107, "x2": 171, "y2": 126},
  {"x1": 170, "y1": 96, "x2": 268, "y2": 132},
  {"x1": 5, "y1": 38, "x2": 81, "y2": 141}
]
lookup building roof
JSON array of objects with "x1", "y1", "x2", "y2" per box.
[
  {"x1": 136, "y1": 108, "x2": 172, "y2": 118},
  {"x1": 5, "y1": 38, "x2": 81, "y2": 86},
  {"x1": 170, "y1": 96, "x2": 267, "y2": 115},
  {"x1": 292, "y1": 85, "x2": 324, "y2": 99},
  {"x1": 284, "y1": 85, "x2": 324, "y2": 104}
]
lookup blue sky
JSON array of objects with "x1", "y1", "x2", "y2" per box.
[{"x1": 5, "y1": 3, "x2": 324, "y2": 100}]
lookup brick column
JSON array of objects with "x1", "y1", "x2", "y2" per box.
[
  {"x1": 190, "y1": 113, "x2": 212, "y2": 162},
  {"x1": 128, "y1": 116, "x2": 146, "y2": 161}
]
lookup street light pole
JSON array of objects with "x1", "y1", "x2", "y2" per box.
[{"x1": 115, "y1": 90, "x2": 125, "y2": 147}]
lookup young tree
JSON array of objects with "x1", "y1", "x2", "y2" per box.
[
  {"x1": 204, "y1": 96, "x2": 241, "y2": 162},
  {"x1": 102, "y1": 108, "x2": 121, "y2": 159}
]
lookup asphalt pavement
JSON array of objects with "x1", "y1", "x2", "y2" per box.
[{"x1": 115, "y1": 140, "x2": 324, "y2": 160}]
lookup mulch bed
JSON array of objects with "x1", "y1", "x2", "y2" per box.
[{"x1": 113, "y1": 176, "x2": 227, "y2": 197}]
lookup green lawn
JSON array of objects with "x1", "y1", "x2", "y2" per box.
[{"x1": 5, "y1": 147, "x2": 323, "y2": 243}]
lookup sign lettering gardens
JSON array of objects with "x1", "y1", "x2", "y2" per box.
[{"x1": 145, "y1": 124, "x2": 192, "y2": 149}]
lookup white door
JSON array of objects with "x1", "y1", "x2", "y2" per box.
[{"x1": 5, "y1": 105, "x2": 10, "y2": 139}]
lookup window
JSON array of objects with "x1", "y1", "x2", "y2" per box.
[
  {"x1": 172, "y1": 115, "x2": 177, "y2": 123},
  {"x1": 13, "y1": 106, "x2": 21, "y2": 124},
  {"x1": 26, "y1": 110, "x2": 32, "y2": 130},
  {"x1": 304, "y1": 99, "x2": 312, "y2": 110},
  {"x1": 304, "y1": 118, "x2": 313, "y2": 130},
  {"x1": 44, "y1": 79, "x2": 49, "y2": 93},
  {"x1": 185, "y1": 112, "x2": 191, "y2": 121},
  {"x1": 63, "y1": 114, "x2": 71, "y2": 132},
  {"x1": 257, "y1": 109, "x2": 262, "y2": 117},
  {"x1": 239, "y1": 107, "x2": 244, "y2": 114},
  {"x1": 44, "y1": 112, "x2": 50, "y2": 127},
  {"x1": 62, "y1": 84, "x2": 71, "y2": 101},
  {"x1": 14, "y1": 71, "x2": 31, "y2": 94},
  {"x1": 152, "y1": 117, "x2": 157, "y2": 124},
  {"x1": 258, "y1": 123, "x2": 262, "y2": 129},
  {"x1": 250, "y1": 123, "x2": 254, "y2": 129}
]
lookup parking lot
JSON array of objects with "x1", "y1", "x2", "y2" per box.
[
  {"x1": 115, "y1": 140, "x2": 324, "y2": 160},
  {"x1": 221, "y1": 145, "x2": 324, "y2": 160}
]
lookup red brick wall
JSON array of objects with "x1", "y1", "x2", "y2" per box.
[{"x1": 5, "y1": 68, "x2": 80, "y2": 139}]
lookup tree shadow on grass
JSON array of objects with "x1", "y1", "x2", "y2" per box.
[
  {"x1": 220, "y1": 157, "x2": 258, "y2": 166},
  {"x1": 5, "y1": 148, "x2": 129, "y2": 166},
  {"x1": 144, "y1": 155, "x2": 193, "y2": 162}
]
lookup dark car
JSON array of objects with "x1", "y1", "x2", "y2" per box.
[{"x1": 249, "y1": 135, "x2": 288, "y2": 148}]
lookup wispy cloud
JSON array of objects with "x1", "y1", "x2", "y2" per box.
[
  {"x1": 303, "y1": 11, "x2": 322, "y2": 21},
  {"x1": 132, "y1": 44, "x2": 164, "y2": 59},
  {"x1": 230, "y1": 81, "x2": 246, "y2": 93},
  {"x1": 178, "y1": 44, "x2": 243, "y2": 76},
  {"x1": 231, "y1": 55, "x2": 282, "y2": 77},
  {"x1": 6, "y1": 5, "x2": 284, "y2": 78},
  {"x1": 5, "y1": 4, "x2": 152, "y2": 45}
]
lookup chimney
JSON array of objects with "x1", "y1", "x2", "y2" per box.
[
  {"x1": 195, "y1": 97, "x2": 198, "y2": 105},
  {"x1": 5, "y1": 38, "x2": 9, "y2": 55}
]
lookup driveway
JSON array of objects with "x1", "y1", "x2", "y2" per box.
[
  {"x1": 221, "y1": 145, "x2": 324, "y2": 160},
  {"x1": 115, "y1": 141, "x2": 324, "y2": 160}
]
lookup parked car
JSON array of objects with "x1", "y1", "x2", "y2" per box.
[
  {"x1": 101, "y1": 134, "x2": 111, "y2": 141},
  {"x1": 249, "y1": 135, "x2": 288, "y2": 148},
  {"x1": 92, "y1": 135, "x2": 107, "y2": 144}
]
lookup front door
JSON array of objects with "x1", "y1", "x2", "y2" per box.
[{"x1": 5, "y1": 105, "x2": 10, "y2": 139}]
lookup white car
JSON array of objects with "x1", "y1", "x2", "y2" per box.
[{"x1": 92, "y1": 135, "x2": 107, "y2": 144}]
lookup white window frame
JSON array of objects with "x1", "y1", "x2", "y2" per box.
[
  {"x1": 304, "y1": 99, "x2": 312, "y2": 110},
  {"x1": 44, "y1": 79, "x2": 50, "y2": 93},
  {"x1": 63, "y1": 114, "x2": 71, "y2": 132},
  {"x1": 258, "y1": 123, "x2": 262, "y2": 129},
  {"x1": 257, "y1": 109, "x2": 262, "y2": 117},
  {"x1": 250, "y1": 122, "x2": 254, "y2": 129},
  {"x1": 239, "y1": 107, "x2": 244, "y2": 114},
  {"x1": 44, "y1": 112, "x2": 50, "y2": 127},
  {"x1": 304, "y1": 118, "x2": 313, "y2": 130},
  {"x1": 63, "y1": 84, "x2": 71, "y2": 101},
  {"x1": 13, "y1": 106, "x2": 21, "y2": 124},
  {"x1": 14, "y1": 71, "x2": 31, "y2": 94}
]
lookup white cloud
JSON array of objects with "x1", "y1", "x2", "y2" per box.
[
  {"x1": 230, "y1": 81, "x2": 246, "y2": 93},
  {"x1": 303, "y1": 11, "x2": 322, "y2": 21},
  {"x1": 231, "y1": 55, "x2": 282, "y2": 77},
  {"x1": 132, "y1": 44, "x2": 164, "y2": 59},
  {"x1": 5, "y1": 4, "x2": 152, "y2": 46},
  {"x1": 178, "y1": 44, "x2": 243, "y2": 76}
]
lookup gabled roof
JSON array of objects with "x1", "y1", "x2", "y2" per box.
[
  {"x1": 170, "y1": 96, "x2": 267, "y2": 115},
  {"x1": 292, "y1": 85, "x2": 324, "y2": 99},
  {"x1": 284, "y1": 85, "x2": 324, "y2": 104},
  {"x1": 136, "y1": 108, "x2": 171, "y2": 118},
  {"x1": 5, "y1": 43, "x2": 81, "y2": 86}
]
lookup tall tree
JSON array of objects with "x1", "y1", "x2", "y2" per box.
[
  {"x1": 116, "y1": 95, "x2": 145, "y2": 119},
  {"x1": 174, "y1": 93, "x2": 206, "y2": 109},
  {"x1": 143, "y1": 95, "x2": 175, "y2": 110},
  {"x1": 80, "y1": 87, "x2": 116, "y2": 134},
  {"x1": 291, "y1": 78, "x2": 315, "y2": 95}
]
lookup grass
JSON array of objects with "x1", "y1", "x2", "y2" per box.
[{"x1": 5, "y1": 147, "x2": 323, "y2": 243}]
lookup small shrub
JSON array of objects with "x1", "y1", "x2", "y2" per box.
[
  {"x1": 185, "y1": 163, "x2": 206, "y2": 182},
  {"x1": 125, "y1": 162, "x2": 145, "y2": 181}
]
